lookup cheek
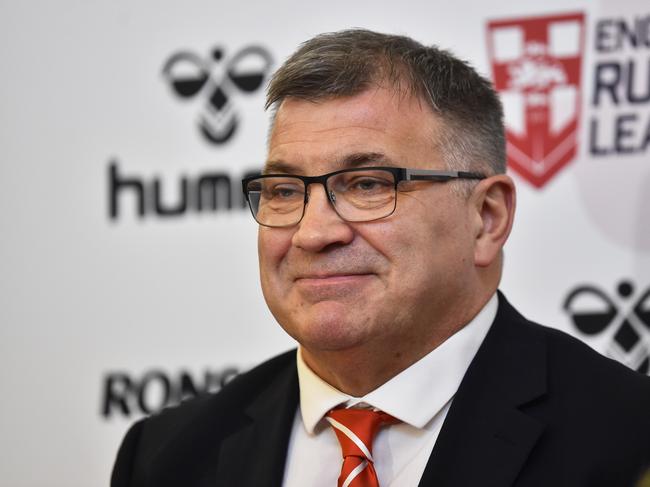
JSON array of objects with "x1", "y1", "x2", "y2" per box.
[
  {"x1": 258, "y1": 228, "x2": 293, "y2": 282},
  {"x1": 378, "y1": 211, "x2": 468, "y2": 285},
  {"x1": 364, "y1": 222, "x2": 428, "y2": 287}
]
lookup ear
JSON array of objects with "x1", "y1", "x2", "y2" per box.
[{"x1": 470, "y1": 174, "x2": 516, "y2": 267}]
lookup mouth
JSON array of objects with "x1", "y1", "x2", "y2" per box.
[
  {"x1": 294, "y1": 272, "x2": 373, "y2": 282},
  {"x1": 293, "y1": 273, "x2": 375, "y2": 295}
]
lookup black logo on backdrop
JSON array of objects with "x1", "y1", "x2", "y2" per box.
[
  {"x1": 101, "y1": 366, "x2": 240, "y2": 418},
  {"x1": 108, "y1": 160, "x2": 259, "y2": 219},
  {"x1": 563, "y1": 280, "x2": 650, "y2": 374},
  {"x1": 163, "y1": 45, "x2": 273, "y2": 144}
]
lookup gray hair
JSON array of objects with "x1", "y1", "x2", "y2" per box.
[{"x1": 266, "y1": 29, "x2": 506, "y2": 176}]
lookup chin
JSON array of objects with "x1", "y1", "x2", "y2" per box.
[{"x1": 283, "y1": 302, "x2": 371, "y2": 352}]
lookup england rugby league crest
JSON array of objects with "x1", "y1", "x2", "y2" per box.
[{"x1": 487, "y1": 13, "x2": 585, "y2": 188}]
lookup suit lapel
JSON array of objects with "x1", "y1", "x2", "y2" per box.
[
  {"x1": 419, "y1": 293, "x2": 547, "y2": 487},
  {"x1": 215, "y1": 362, "x2": 299, "y2": 487},
  {"x1": 146, "y1": 354, "x2": 299, "y2": 487}
]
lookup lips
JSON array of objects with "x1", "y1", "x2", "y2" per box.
[
  {"x1": 294, "y1": 271, "x2": 372, "y2": 281},
  {"x1": 293, "y1": 267, "x2": 378, "y2": 285}
]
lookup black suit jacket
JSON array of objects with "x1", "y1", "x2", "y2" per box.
[{"x1": 112, "y1": 294, "x2": 650, "y2": 486}]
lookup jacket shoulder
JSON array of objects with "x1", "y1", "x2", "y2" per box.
[
  {"x1": 111, "y1": 349, "x2": 297, "y2": 487},
  {"x1": 512, "y1": 309, "x2": 650, "y2": 456},
  {"x1": 143, "y1": 349, "x2": 295, "y2": 437},
  {"x1": 492, "y1": 298, "x2": 650, "y2": 481},
  {"x1": 498, "y1": 294, "x2": 650, "y2": 399},
  {"x1": 532, "y1": 318, "x2": 650, "y2": 399}
]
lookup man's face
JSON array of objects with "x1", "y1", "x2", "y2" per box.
[{"x1": 259, "y1": 87, "x2": 479, "y2": 361}]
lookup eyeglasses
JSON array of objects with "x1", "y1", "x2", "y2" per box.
[{"x1": 242, "y1": 166, "x2": 485, "y2": 228}]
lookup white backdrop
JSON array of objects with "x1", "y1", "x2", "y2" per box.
[{"x1": 1, "y1": 1, "x2": 648, "y2": 486}]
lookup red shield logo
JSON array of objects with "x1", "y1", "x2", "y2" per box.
[{"x1": 487, "y1": 12, "x2": 585, "y2": 188}]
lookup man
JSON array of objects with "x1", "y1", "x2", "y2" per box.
[{"x1": 112, "y1": 29, "x2": 650, "y2": 487}]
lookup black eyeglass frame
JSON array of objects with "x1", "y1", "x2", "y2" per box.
[{"x1": 241, "y1": 166, "x2": 486, "y2": 228}]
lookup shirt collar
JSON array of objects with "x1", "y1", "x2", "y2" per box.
[{"x1": 297, "y1": 293, "x2": 498, "y2": 433}]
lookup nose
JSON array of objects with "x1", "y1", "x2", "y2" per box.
[{"x1": 291, "y1": 184, "x2": 354, "y2": 252}]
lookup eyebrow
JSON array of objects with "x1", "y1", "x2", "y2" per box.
[{"x1": 263, "y1": 151, "x2": 395, "y2": 175}]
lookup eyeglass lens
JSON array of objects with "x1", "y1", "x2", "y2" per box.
[{"x1": 245, "y1": 169, "x2": 398, "y2": 227}]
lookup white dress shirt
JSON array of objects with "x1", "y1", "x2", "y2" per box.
[{"x1": 282, "y1": 294, "x2": 498, "y2": 487}]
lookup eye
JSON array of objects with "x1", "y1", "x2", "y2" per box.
[
  {"x1": 274, "y1": 186, "x2": 299, "y2": 198},
  {"x1": 356, "y1": 179, "x2": 382, "y2": 190},
  {"x1": 347, "y1": 176, "x2": 393, "y2": 194},
  {"x1": 265, "y1": 182, "x2": 303, "y2": 200},
  {"x1": 331, "y1": 170, "x2": 392, "y2": 192}
]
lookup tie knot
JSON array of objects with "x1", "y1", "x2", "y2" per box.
[{"x1": 325, "y1": 408, "x2": 398, "y2": 461}]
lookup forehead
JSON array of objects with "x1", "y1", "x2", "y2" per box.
[{"x1": 266, "y1": 87, "x2": 442, "y2": 174}]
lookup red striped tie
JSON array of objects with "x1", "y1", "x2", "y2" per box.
[{"x1": 326, "y1": 408, "x2": 398, "y2": 487}]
